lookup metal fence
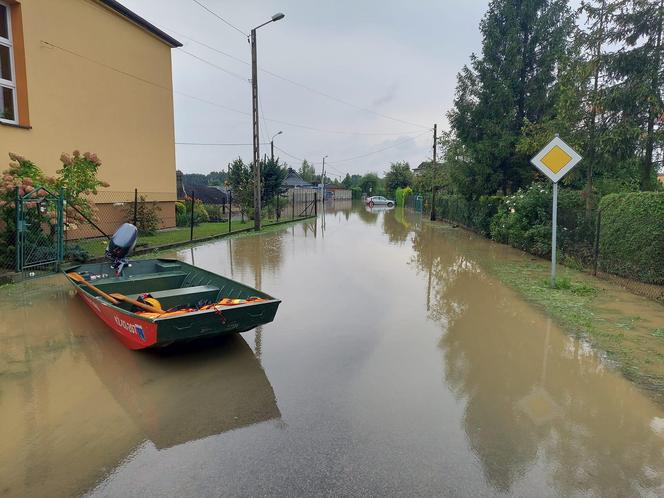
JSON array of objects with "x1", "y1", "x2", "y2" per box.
[
  {"x1": 423, "y1": 191, "x2": 664, "y2": 304},
  {"x1": 0, "y1": 186, "x2": 318, "y2": 280}
]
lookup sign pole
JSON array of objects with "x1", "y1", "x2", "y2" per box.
[
  {"x1": 550, "y1": 182, "x2": 558, "y2": 287},
  {"x1": 530, "y1": 135, "x2": 581, "y2": 288}
]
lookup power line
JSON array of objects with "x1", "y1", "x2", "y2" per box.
[
  {"x1": 161, "y1": 27, "x2": 430, "y2": 130},
  {"x1": 325, "y1": 130, "x2": 432, "y2": 165},
  {"x1": 177, "y1": 49, "x2": 249, "y2": 82},
  {"x1": 176, "y1": 142, "x2": 269, "y2": 146},
  {"x1": 191, "y1": 0, "x2": 247, "y2": 37},
  {"x1": 273, "y1": 145, "x2": 309, "y2": 164},
  {"x1": 43, "y1": 38, "x2": 431, "y2": 168}
]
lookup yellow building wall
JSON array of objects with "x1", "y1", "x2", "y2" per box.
[{"x1": 0, "y1": 0, "x2": 177, "y2": 203}]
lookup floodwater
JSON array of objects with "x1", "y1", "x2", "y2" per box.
[{"x1": 2, "y1": 202, "x2": 664, "y2": 497}]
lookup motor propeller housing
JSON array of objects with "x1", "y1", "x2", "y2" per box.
[{"x1": 105, "y1": 223, "x2": 138, "y2": 275}]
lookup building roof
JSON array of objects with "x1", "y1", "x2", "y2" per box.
[
  {"x1": 284, "y1": 168, "x2": 314, "y2": 189},
  {"x1": 98, "y1": 0, "x2": 182, "y2": 48},
  {"x1": 178, "y1": 179, "x2": 227, "y2": 203}
]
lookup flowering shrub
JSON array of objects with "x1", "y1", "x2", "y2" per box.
[
  {"x1": 490, "y1": 183, "x2": 594, "y2": 262},
  {"x1": 0, "y1": 152, "x2": 108, "y2": 269},
  {"x1": 57, "y1": 150, "x2": 109, "y2": 223}
]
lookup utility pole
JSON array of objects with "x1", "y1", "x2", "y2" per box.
[
  {"x1": 249, "y1": 13, "x2": 285, "y2": 231},
  {"x1": 251, "y1": 28, "x2": 261, "y2": 231},
  {"x1": 433, "y1": 123, "x2": 437, "y2": 166},
  {"x1": 321, "y1": 155, "x2": 328, "y2": 207},
  {"x1": 430, "y1": 124, "x2": 438, "y2": 222}
]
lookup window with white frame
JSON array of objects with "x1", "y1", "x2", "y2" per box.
[{"x1": 0, "y1": 1, "x2": 17, "y2": 124}]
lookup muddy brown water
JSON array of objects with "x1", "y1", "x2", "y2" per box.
[{"x1": 2, "y1": 202, "x2": 664, "y2": 497}]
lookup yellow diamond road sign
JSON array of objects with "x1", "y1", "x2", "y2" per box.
[{"x1": 531, "y1": 136, "x2": 582, "y2": 183}]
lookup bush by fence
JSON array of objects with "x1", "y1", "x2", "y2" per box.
[
  {"x1": 598, "y1": 193, "x2": 664, "y2": 285},
  {"x1": 395, "y1": 187, "x2": 413, "y2": 207},
  {"x1": 433, "y1": 183, "x2": 597, "y2": 266}
]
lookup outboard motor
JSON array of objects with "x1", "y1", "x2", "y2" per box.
[{"x1": 106, "y1": 223, "x2": 138, "y2": 276}]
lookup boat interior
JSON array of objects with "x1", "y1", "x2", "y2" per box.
[{"x1": 69, "y1": 260, "x2": 268, "y2": 313}]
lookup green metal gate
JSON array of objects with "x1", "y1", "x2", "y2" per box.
[{"x1": 15, "y1": 186, "x2": 65, "y2": 275}]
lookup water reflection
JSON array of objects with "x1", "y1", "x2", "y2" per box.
[
  {"x1": 0, "y1": 282, "x2": 279, "y2": 498},
  {"x1": 382, "y1": 206, "x2": 415, "y2": 245},
  {"x1": 355, "y1": 205, "x2": 381, "y2": 225},
  {"x1": 82, "y1": 325, "x2": 280, "y2": 451},
  {"x1": 410, "y1": 221, "x2": 664, "y2": 496}
]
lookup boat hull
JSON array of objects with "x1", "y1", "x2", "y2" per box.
[
  {"x1": 77, "y1": 289, "x2": 159, "y2": 349},
  {"x1": 65, "y1": 258, "x2": 280, "y2": 350}
]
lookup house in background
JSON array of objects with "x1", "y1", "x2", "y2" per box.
[
  {"x1": 283, "y1": 168, "x2": 314, "y2": 189},
  {"x1": 0, "y1": 0, "x2": 181, "y2": 234}
]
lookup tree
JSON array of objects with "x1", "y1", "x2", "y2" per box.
[
  {"x1": 260, "y1": 157, "x2": 287, "y2": 205},
  {"x1": 413, "y1": 159, "x2": 451, "y2": 195},
  {"x1": 359, "y1": 173, "x2": 383, "y2": 195},
  {"x1": 605, "y1": 0, "x2": 664, "y2": 190},
  {"x1": 384, "y1": 161, "x2": 414, "y2": 194},
  {"x1": 448, "y1": 0, "x2": 575, "y2": 198},
  {"x1": 298, "y1": 160, "x2": 316, "y2": 182},
  {"x1": 228, "y1": 157, "x2": 253, "y2": 218},
  {"x1": 207, "y1": 170, "x2": 228, "y2": 186},
  {"x1": 341, "y1": 173, "x2": 352, "y2": 189}
]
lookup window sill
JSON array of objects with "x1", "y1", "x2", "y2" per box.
[{"x1": 0, "y1": 121, "x2": 31, "y2": 130}]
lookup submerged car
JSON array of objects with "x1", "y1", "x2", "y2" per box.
[{"x1": 366, "y1": 196, "x2": 395, "y2": 207}]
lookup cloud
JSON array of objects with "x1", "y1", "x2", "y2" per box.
[{"x1": 122, "y1": 0, "x2": 488, "y2": 175}]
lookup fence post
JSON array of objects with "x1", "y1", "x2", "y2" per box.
[
  {"x1": 15, "y1": 186, "x2": 21, "y2": 272},
  {"x1": 57, "y1": 187, "x2": 65, "y2": 268},
  {"x1": 190, "y1": 190, "x2": 195, "y2": 241},
  {"x1": 276, "y1": 192, "x2": 280, "y2": 221},
  {"x1": 228, "y1": 190, "x2": 232, "y2": 233},
  {"x1": 593, "y1": 208, "x2": 601, "y2": 276},
  {"x1": 133, "y1": 188, "x2": 138, "y2": 226},
  {"x1": 292, "y1": 191, "x2": 295, "y2": 220},
  {"x1": 314, "y1": 193, "x2": 318, "y2": 217},
  {"x1": 430, "y1": 187, "x2": 437, "y2": 221}
]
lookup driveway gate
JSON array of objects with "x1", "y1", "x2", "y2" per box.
[{"x1": 15, "y1": 186, "x2": 65, "y2": 274}]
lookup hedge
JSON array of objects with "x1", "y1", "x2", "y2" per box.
[
  {"x1": 434, "y1": 194, "x2": 502, "y2": 237},
  {"x1": 599, "y1": 192, "x2": 664, "y2": 284}
]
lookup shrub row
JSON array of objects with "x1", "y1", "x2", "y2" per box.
[
  {"x1": 433, "y1": 186, "x2": 664, "y2": 284},
  {"x1": 598, "y1": 193, "x2": 664, "y2": 284},
  {"x1": 434, "y1": 184, "x2": 596, "y2": 265}
]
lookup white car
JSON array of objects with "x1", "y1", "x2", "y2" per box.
[{"x1": 366, "y1": 195, "x2": 395, "y2": 207}]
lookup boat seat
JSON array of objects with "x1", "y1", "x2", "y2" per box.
[
  {"x1": 126, "y1": 285, "x2": 220, "y2": 309},
  {"x1": 94, "y1": 271, "x2": 188, "y2": 295}
]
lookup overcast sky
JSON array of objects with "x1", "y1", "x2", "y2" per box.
[{"x1": 119, "y1": 0, "x2": 489, "y2": 178}]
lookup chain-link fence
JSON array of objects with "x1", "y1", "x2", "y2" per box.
[
  {"x1": 421, "y1": 189, "x2": 664, "y2": 303},
  {"x1": 0, "y1": 185, "x2": 319, "y2": 280},
  {"x1": 61, "y1": 187, "x2": 317, "y2": 264}
]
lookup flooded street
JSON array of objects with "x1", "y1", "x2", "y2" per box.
[{"x1": 3, "y1": 202, "x2": 664, "y2": 497}]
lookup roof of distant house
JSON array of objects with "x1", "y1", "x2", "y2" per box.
[
  {"x1": 98, "y1": 0, "x2": 182, "y2": 47},
  {"x1": 284, "y1": 168, "x2": 314, "y2": 188},
  {"x1": 178, "y1": 181, "x2": 227, "y2": 203}
]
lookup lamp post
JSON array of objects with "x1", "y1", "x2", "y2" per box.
[
  {"x1": 271, "y1": 130, "x2": 283, "y2": 163},
  {"x1": 251, "y1": 12, "x2": 285, "y2": 231}
]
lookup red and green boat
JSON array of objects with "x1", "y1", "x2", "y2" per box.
[{"x1": 65, "y1": 257, "x2": 281, "y2": 349}]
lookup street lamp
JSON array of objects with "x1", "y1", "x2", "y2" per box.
[
  {"x1": 270, "y1": 130, "x2": 283, "y2": 163},
  {"x1": 251, "y1": 12, "x2": 285, "y2": 231}
]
